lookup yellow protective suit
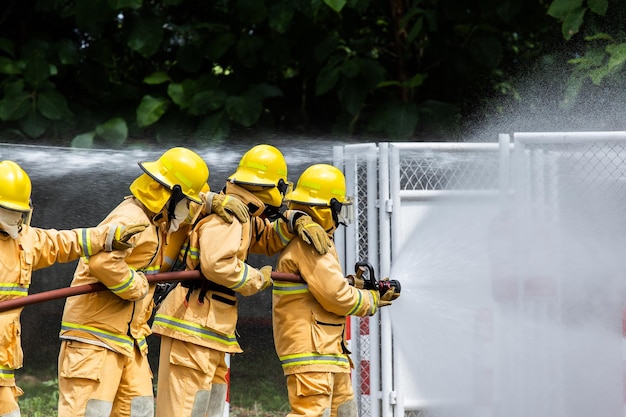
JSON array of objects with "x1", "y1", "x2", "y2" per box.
[
  {"x1": 0, "y1": 224, "x2": 113, "y2": 417},
  {"x1": 151, "y1": 182, "x2": 294, "y2": 417},
  {"x1": 273, "y1": 237, "x2": 379, "y2": 417},
  {"x1": 58, "y1": 196, "x2": 175, "y2": 417}
]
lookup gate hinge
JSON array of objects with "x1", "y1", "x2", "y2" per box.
[
  {"x1": 385, "y1": 199, "x2": 393, "y2": 213},
  {"x1": 389, "y1": 390, "x2": 397, "y2": 405}
]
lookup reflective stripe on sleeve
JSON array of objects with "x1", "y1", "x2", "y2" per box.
[
  {"x1": 0, "y1": 366, "x2": 15, "y2": 379},
  {"x1": 229, "y1": 262, "x2": 250, "y2": 290},
  {"x1": 0, "y1": 283, "x2": 28, "y2": 297},
  {"x1": 273, "y1": 220, "x2": 292, "y2": 246},
  {"x1": 272, "y1": 281, "x2": 309, "y2": 295}
]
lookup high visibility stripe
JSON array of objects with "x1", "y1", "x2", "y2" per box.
[
  {"x1": 347, "y1": 290, "x2": 363, "y2": 316},
  {"x1": 108, "y1": 269, "x2": 137, "y2": 295},
  {"x1": 153, "y1": 314, "x2": 239, "y2": 346},
  {"x1": 79, "y1": 228, "x2": 93, "y2": 258},
  {"x1": 272, "y1": 282, "x2": 309, "y2": 295},
  {"x1": 61, "y1": 321, "x2": 134, "y2": 350},
  {"x1": 367, "y1": 291, "x2": 378, "y2": 316},
  {"x1": 230, "y1": 262, "x2": 250, "y2": 290},
  {"x1": 273, "y1": 220, "x2": 292, "y2": 246},
  {"x1": 279, "y1": 352, "x2": 350, "y2": 369},
  {"x1": 0, "y1": 366, "x2": 15, "y2": 379},
  {"x1": 188, "y1": 245, "x2": 200, "y2": 261},
  {"x1": 136, "y1": 336, "x2": 148, "y2": 351},
  {"x1": 0, "y1": 283, "x2": 28, "y2": 297},
  {"x1": 142, "y1": 265, "x2": 161, "y2": 275}
]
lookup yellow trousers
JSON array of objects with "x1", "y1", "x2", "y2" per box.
[
  {"x1": 0, "y1": 385, "x2": 22, "y2": 416},
  {"x1": 155, "y1": 336, "x2": 222, "y2": 417},
  {"x1": 287, "y1": 372, "x2": 357, "y2": 417},
  {"x1": 57, "y1": 340, "x2": 154, "y2": 417}
]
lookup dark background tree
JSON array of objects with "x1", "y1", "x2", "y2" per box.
[{"x1": 3, "y1": 0, "x2": 619, "y2": 148}]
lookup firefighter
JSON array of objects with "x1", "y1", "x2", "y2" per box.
[
  {"x1": 57, "y1": 147, "x2": 248, "y2": 417},
  {"x1": 151, "y1": 144, "x2": 332, "y2": 417},
  {"x1": 272, "y1": 164, "x2": 397, "y2": 417},
  {"x1": 0, "y1": 160, "x2": 145, "y2": 417}
]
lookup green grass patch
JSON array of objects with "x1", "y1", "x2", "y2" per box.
[{"x1": 17, "y1": 368, "x2": 58, "y2": 417}]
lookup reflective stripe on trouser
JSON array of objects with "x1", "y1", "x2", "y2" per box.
[
  {"x1": 155, "y1": 336, "x2": 222, "y2": 417},
  {"x1": 57, "y1": 340, "x2": 154, "y2": 417},
  {"x1": 286, "y1": 372, "x2": 355, "y2": 417},
  {"x1": 207, "y1": 353, "x2": 229, "y2": 417},
  {"x1": 0, "y1": 385, "x2": 23, "y2": 417}
]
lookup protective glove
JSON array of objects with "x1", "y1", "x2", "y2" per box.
[
  {"x1": 259, "y1": 265, "x2": 274, "y2": 291},
  {"x1": 346, "y1": 274, "x2": 365, "y2": 289},
  {"x1": 287, "y1": 210, "x2": 331, "y2": 255},
  {"x1": 205, "y1": 192, "x2": 249, "y2": 224},
  {"x1": 379, "y1": 287, "x2": 396, "y2": 307},
  {"x1": 106, "y1": 224, "x2": 149, "y2": 251}
]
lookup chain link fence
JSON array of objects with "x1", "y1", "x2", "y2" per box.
[{"x1": 342, "y1": 135, "x2": 626, "y2": 417}]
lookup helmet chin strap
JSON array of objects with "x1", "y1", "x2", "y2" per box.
[{"x1": 262, "y1": 205, "x2": 285, "y2": 221}]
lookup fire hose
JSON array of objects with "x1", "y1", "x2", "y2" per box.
[{"x1": 0, "y1": 261, "x2": 400, "y2": 313}]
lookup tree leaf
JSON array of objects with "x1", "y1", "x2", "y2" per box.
[
  {"x1": 95, "y1": 117, "x2": 128, "y2": 146},
  {"x1": 225, "y1": 95, "x2": 263, "y2": 127},
  {"x1": 167, "y1": 82, "x2": 194, "y2": 109},
  {"x1": 24, "y1": 55, "x2": 50, "y2": 89},
  {"x1": 588, "y1": 0, "x2": 608, "y2": 16},
  {"x1": 37, "y1": 89, "x2": 72, "y2": 120},
  {"x1": 144, "y1": 71, "x2": 171, "y2": 85},
  {"x1": 57, "y1": 39, "x2": 79, "y2": 65},
  {"x1": 268, "y1": 3, "x2": 294, "y2": 34},
  {"x1": 561, "y1": 6, "x2": 586, "y2": 40},
  {"x1": 71, "y1": 131, "x2": 96, "y2": 148},
  {"x1": 323, "y1": 0, "x2": 347, "y2": 12},
  {"x1": 127, "y1": 15, "x2": 163, "y2": 58},
  {"x1": 547, "y1": 0, "x2": 583, "y2": 20},
  {"x1": 20, "y1": 109, "x2": 49, "y2": 138},
  {"x1": 0, "y1": 91, "x2": 32, "y2": 121},
  {"x1": 136, "y1": 95, "x2": 169, "y2": 127},
  {"x1": 189, "y1": 90, "x2": 227, "y2": 115},
  {"x1": 316, "y1": 63, "x2": 341, "y2": 95},
  {"x1": 0, "y1": 57, "x2": 21, "y2": 75}
]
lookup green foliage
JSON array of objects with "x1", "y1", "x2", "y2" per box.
[
  {"x1": 547, "y1": 0, "x2": 626, "y2": 110},
  {"x1": 0, "y1": 0, "x2": 570, "y2": 145}
]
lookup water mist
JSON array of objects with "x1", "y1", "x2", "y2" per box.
[{"x1": 389, "y1": 155, "x2": 626, "y2": 417}]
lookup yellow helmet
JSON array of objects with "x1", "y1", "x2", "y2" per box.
[
  {"x1": 0, "y1": 160, "x2": 32, "y2": 212},
  {"x1": 286, "y1": 164, "x2": 354, "y2": 226},
  {"x1": 228, "y1": 144, "x2": 289, "y2": 207},
  {"x1": 287, "y1": 164, "x2": 349, "y2": 205},
  {"x1": 138, "y1": 147, "x2": 209, "y2": 204},
  {"x1": 229, "y1": 144, "x2": 288, "y2": 186}
]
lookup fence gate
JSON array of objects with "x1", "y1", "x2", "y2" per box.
[{"x1": 334, "y1": 132, "x2": 626, "y2": 417}]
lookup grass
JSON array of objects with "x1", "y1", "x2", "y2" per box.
[
  {"x1": 17, "y1": 363, "x2": 288, "y2": 417},
  {"x1": 17, "y1": 370, "x2": 58, "y2": 417}
]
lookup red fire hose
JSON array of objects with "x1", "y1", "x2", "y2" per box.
[{"x1": 0, "y1": 270, "x2": 302, "y2": 313}]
